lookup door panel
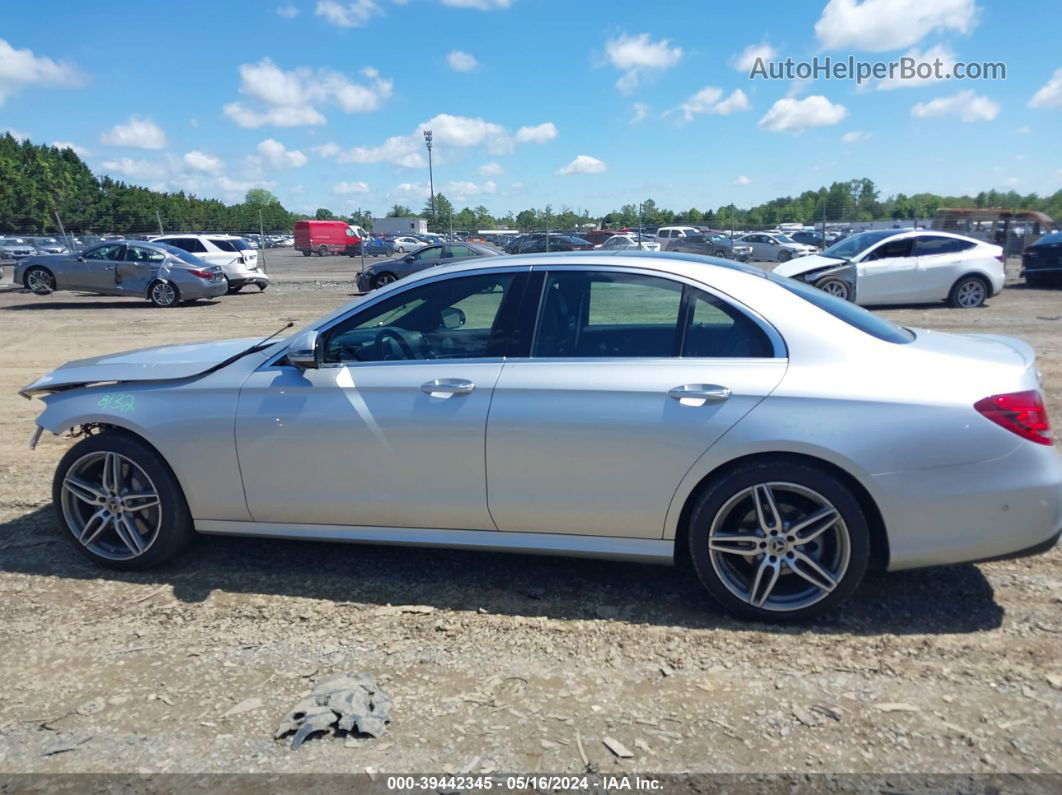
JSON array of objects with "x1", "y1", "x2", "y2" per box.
[
  {"x1": 77, "y1": 243, "x2": 125, "y2": 291},
  {"x1": 485, "y1": 359, "x2": 786, "y2": 537},
  {"x1": 235, "y1": 362, "x2": 503, "y2": 528}
]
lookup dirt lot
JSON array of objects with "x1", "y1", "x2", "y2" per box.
[{"x1": 0, "y1": 251, "x2": 1060, "y2": 778}]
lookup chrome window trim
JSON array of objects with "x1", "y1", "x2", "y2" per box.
[{"x1": 526, "y1": 263, "x2": 788, "y2": 360}]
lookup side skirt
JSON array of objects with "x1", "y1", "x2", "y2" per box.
[{"x1": 195, "y1": 520, "x2": 674, "y2": 565}]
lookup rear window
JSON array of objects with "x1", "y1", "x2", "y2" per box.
[
  {"x1": 208, "y1": 238, "x2": 238, "y2": 252},
  {"x1": 765, "y1": 271, "x2": 915, "y2": 344}
]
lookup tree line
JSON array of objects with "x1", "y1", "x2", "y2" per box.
[{"x1": 2, "y1": 133, "x2": 1059, "y2": 237}]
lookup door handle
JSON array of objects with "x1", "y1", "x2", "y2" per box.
[
  {"x1": 668, "y1": 384, "x2": 731, "y2": 405},
  {"x1": 420, "y1": 378, "x2": 474, "y2": 397}
]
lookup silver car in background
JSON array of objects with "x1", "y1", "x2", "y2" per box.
[
  {"x1": 1, "y1": 237, "x2": 36, "y2": 260},
  {"x1": 31, "y1": 237, "x2": 69, "y2": 254},
  {"x1": 14, "y1": 239, "x2": 227, "y2": 307},
  {"x1": 21, "y1": 252, "x2": 1062, "y2": 622}
]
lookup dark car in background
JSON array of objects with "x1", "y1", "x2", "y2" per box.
[
  {"x1": 356, "y1": 242, "x2": 499, "y2": 291},
  {"x1": 1022, "y1": 231, "x2": 1062, "y2": 287},
  {"x1": 790, "y1": 231, "x2": 825, "y2": 249},
  {"x1": 347, "y1": 237, "x2": 396, "y2": 257},
  {"x1": 516, "y1": 234, "x2": 594, "y2": 254}
]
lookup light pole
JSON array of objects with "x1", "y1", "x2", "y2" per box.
[{"x1": 423, "y1": 129, "x2": 435, "y2": 227}]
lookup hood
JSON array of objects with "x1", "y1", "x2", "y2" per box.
[
  {"x1": 773, "y1": 253, "x2": 846, "y2": 278},
  {"x1": 20, "y1": 337, "x2": 261, "y2": 397}
]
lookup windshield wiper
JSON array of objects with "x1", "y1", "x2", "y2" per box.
[{"x1": 199, "y1": 321, "x2": 295, "y2": 376}]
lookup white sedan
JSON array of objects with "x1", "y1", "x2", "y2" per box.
[
  {"x1": 775, "y1": 229, "x2": 1004, "y2": 308},
  {"x1": 596, "y1": 234, "x2": 661, "y2": 252},
  {"x1": 392, "y1": 237, "x2": 422, "y2": 253}
]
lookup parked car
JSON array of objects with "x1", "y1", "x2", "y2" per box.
[
  {"x1": 596, "y1": 234, "x2": 661, "y2": 252},
  {"x1": 13, "y1": 240, "x2": 226, "y2": 307},
  {"x1": 31, "y1": 237, "x2": 69, "y2": 254},
  {"x1": 789, "y1": 231, "x2": 825, "y2": 249},
  {"x1": 24, "y1": 251, "x2": 1060, "y2": 622},
  {"x1": 655, "y1": 226, "x2": 703, "y2": 250},
  {"x1": 347, "y1": 237, "x2": 396, "y2": 257},
  {"x1": 294, "y1": 220, "x2": 368, "y2": 257},
  {"x1": 582, "y1": 229, "x2": 619, "y2": 246},
  {"x1": 0, "y1": 237, "x2": 36, "y2": 260},
  {"x1": 1021, "y1": 231, "x2": 1062, "y2": 287},
  {"x1": 151, "y1": 235, "x2": 268, "y2": 293},
  {"x1": 774, "y1": 229, "x2": 1004, "y2": 307},
  {"x1": 705, "y1": 234, "x2": 753, "y2": 261},
  {"x1": 356, "y1": 242, "x2": 500, "y2": 291},
  {"x1": 391, "y1": 236, "x2": 423, "y2": 254},
  {"x1": 737, "y1": 233, "x2": 817, "y2": 262},
  {"x1": 517, "y1": 235, "x2": 594, "y2": 253}
]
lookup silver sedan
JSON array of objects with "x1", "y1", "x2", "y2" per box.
[
  {"x1": 21, "y1": 252, "x2": 1062, "y2": 621},
  {"x1": 14, "y1": 240, "x2": 227, "y2": 307}
]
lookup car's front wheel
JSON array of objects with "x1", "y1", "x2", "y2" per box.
[
  {"x1": 53, "y1": 431, "x2": 195, "y2": 570},
  {"x1": 688, "y1": 460, "x2": 870, "y2": 622},
  {"x1": 24, "y1": 266, "x2": 56, "y2": 295},
  {"x1": 778, "y1": 249, "x2": 792, "y2": 262},
  {"x1": 815, "y1": 277, "x2": 852, "y2": 301},
  {"x1": 373, "y1": 272, "x2": 397, "y2": 289},
  {"x1": 948, "y1": 275, "x2": 988, "y2": 308}
]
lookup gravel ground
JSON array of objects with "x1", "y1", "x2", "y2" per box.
[{"x1": 0, "y1": 251, "x2": 1059, "y2": 778}]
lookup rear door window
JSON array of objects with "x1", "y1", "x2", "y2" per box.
[
  {"x1": 914, "y1": 236, "x2": 975, "y2": 255},
  {"x1": 864, "y1": 238, "x2": 913, "y2": 260},
  {"x1": 208, "y1": 238, "x2": 238, "y2": 252}
]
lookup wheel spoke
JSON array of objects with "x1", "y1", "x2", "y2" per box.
[
  {"x1": 789, "y1": 550, "x2": 837, "y2": 593},
  {"x1": 112, "y1": 514, "x2": 146, "y2": 555},
  {"x1": 708, "y1": 534, "x2": 763, "y2": 555},
  {"x1": 63, "y1": 475, "x2": 106, "y2": 506},
  {"x1": 78, "y1": 509, "x2": 111, "y2": 546},
  {"x1": 122, "y1": 492, "x2": 159, "y2": 512},
  {"x1": 749, "y1": 557, "x2": 781, "y2": 608},
  {"x1": 789, "y1": 506, "x2": 839, "y2": 545},
  {"x1": 752, "y1": 484, "x2": 781, "y2": 534},
  {"x1": 101, "y1": 452, "x2": 122, "y2": 493}
]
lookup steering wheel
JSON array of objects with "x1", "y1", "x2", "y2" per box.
[{"x1": 374, "y1": 327, "x2": 416, "y2": 360}]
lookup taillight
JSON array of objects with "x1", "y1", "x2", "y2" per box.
[
  {"x1": 189, "y1": 268, "x2": 213, "y2": 279},
  {"x1": 996, "y1": 254, "x2": 1005, "y2": 263},
  {"x1": 1022, "y1": 247, "x2": 1034, "y2": 256},
  {"x1": 974, "y1": 390, "x2": 1052, "y2": 445}
]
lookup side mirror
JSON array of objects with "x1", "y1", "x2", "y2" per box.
[
  {"x1": 77, "y1": 255, "x2": 85, "y2": 262},
  {"x1": 404, "y1": 255, "x2": 415, "y2": 263},
  {"x1": 287, "y1": 329, "x2": 320, "y2": 369},
  {"x1": 440, "y1": 306, "x2": 466, "y2": 330}
]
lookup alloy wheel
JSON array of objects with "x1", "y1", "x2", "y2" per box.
[
  {"x1": 818, "y1": 278, "x2": 850, "y2": 300},
  {"x1": 60, "y1": 451, "x2": 162, "y2": 561},
  {"x1": 955, "y1": 279, "x2": 986, "y2": 308},
  {"x1": 26, "y1": 268, "x2": 54, "y2": 293},
  {"x1": 150, "y1": 282, "x2": 177, "y2": 306},
  {"x1": 707, "y1": 482, "x2": 851, "y2": 612}
]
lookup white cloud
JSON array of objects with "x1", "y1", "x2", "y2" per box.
[
  {"x1": 446, "y1": 179, "x2": 497, "y2": 199},
  {"x1": 314, "y1": 0, "x2": 381, "y2": 27},
  {"x1": 673, "y1": 87, "x2": 750, "y2": 124},
  {"x1": 256, "y1": 138, "x2": 308, "y2": 168},
  {"x1": 218, "y1": 176, "x2": 276, "y2": 197},
  {"x1": 4, "y1": 127, "x2": 30, "y2": 140},
  {"x1": 841, "y1": 130, "x2": 872, "y2": 143},
  {"x1": 815, "y1": 0, "x2": 978, "y2": 52},
  {"x1": 876, "y1": 44, "x2": 956, "y2": 90},
  {"x1": 223, "y1": 58, "x2": 392, "y2": 128},
  {"x1": 313, "y1": 142, "x2": 341, "y2": 157},
  {"x1": 334, "y1": 113, "x2": 555, "y2": 167},
  {"x1": 440, "y1": 0, "x2": 511, "y2": 8},
  {"x1": 0, "y1": 38, "x2": 85, "y2": 105},
  {"x1": 100, "y1": 157, "x2": 169, "y2": 181},
  {"x1": 183, "y1": 150, "x2": 224, "y2": 173},
  {"x1": 334, "y1": 180, "x2": 370, "y2": 194},
  {"x1": 1028, "y1": 68, "x2": 1062, "y2": 109},
  {"x1": 514, "y1": 121, "x2": 558, "y2": 143},
  {"x1": 276, "y1": 4, "x2": 299, "y2": 17},
  {"x1": 101, "y1": 116, "x2": 167, "y2": 149},
  {"x1": 734, "y1": 175, "x2": 751, "y2": 185},
  {"x1": 394, "y1": 182, "x2": 431, "y2": 199},
  {"x1": 447, "y1": 50, "x2": 479, "y2": 72},
  {"x1": 557, "y1": 155, "x2": 606, "y2": 176},
  {"x1": 1015, "y1": 125, "x2": 1031, "y2": 134},
  {"x1": 732, "y1": 43, "x2": 777, "y2": 72},
  {"x1": 911, "y1": 90, "x2": 999, "y2": 122},
  {"x1": 605, "y1": 33, "x2": 682, "y2": 94},
  {"x1": 758, "y1": 95, "x2": 848, "y2": 133},
  {"x1": 54, "y1": 141, "x2": 90, "y2": 156},
  {"x1": 476, "y1": 161, "x2": 504, "y2": 176},
  {"x1": 630, "y1": 102, "x2": 649, "y2": 125}
]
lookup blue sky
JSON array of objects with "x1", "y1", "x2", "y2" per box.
[{"x1": 2, "y1": 0, "x2": 1060, "y2": 217}]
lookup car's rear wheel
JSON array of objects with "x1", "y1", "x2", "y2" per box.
[
  {"x1": 224, "y1": 277, "x2": 240, "y2": 294},
  {"x1": 815, "y1": 277, "x2": 851, "y2": 301},
  {"x1": 318, "y1": 245, "x2": 329, "y2": 256},
  {"x1": 148, "y1": 280, "x2": 180, "y2": 307},
  {"x1": 948, "y1": 275, "x2": 988, "y2": 308},
  {"x1": 24, "y1": 266, "x2": 56, "y2": 295},
  {"x1": 373, "y1": 272, "x2": 397, "y2": 289},
  {"x1": 301, "y1": 250, "x2": 311, "y2": 257},
  {"x1": 688, "y1": 460, "x2": 870, "y2": 622},
  {"x1": 256, "y1": 281, "x2": 268, "y2": 292},
  {"x1": 53, "y1": 432, "x2": 195, "y2": 570},
  {"x1": 778, "y1": 249, "x2": 792, "y2": 262}
]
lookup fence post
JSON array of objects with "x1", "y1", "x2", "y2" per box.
[
  {"x1": 258, "y1": 209, "x2": 267, "y2": 274},
  {"x1": 54, "y1": 212, "x2": 71, "y2": 252}
]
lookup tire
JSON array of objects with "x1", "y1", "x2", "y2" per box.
[
  {"x1": 301, "y1": 250, "x2": 311, "y2": 258},
  {"x1": 148, "y1": 280, "x2": 180, "y2": 307},
  {"x1": 947, "y1": 275, "x2": 988, "y2": 308},
  {"x1": 815, "y1": 277, "x2": 852, "y2": 302},
  {"x1": 396, "y1": 246, "x2": 405, "y2": 254},
  {"x1": 256, "y1": 282, "x2": 268, "y2": 292},
  {"x1": 373, "y1": 272, "x2": 398, "y2": 289},
  {"x1": 224, "y1": 278, "x2": 240, "y2": 295},
  {"x1": 687, "y1": 459, "x2": 870, "y2": 622},
  {"x1": 778, "y1": 249, "x2": 792, "y2": 262},
  {"x1": 24, "y1": 265, "x2": 56, "y2": 295},
  {"x1": 318, "y1": 245, "x2": 329, "y2": 257},
  {"x1": 52, "y1": 431, "x2": 195, "y2": 570}
]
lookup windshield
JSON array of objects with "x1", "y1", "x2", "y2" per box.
[
  {"x1": 766, "y1": 271, "x2": 914, "y2": 344},
  {"x1": 821, "y1": 230, "x2": 896, "y2": 259}
]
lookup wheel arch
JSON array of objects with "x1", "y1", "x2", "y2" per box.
[
  {"x1": 670, "y1": 451, "x2": 889, "y2": 572},
  {"x1": 23, "y1": 263, "x2": 56, "y2": 288},
  {"x1": 950, "y1": 269, "x2": 993, "y2": 295}
]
